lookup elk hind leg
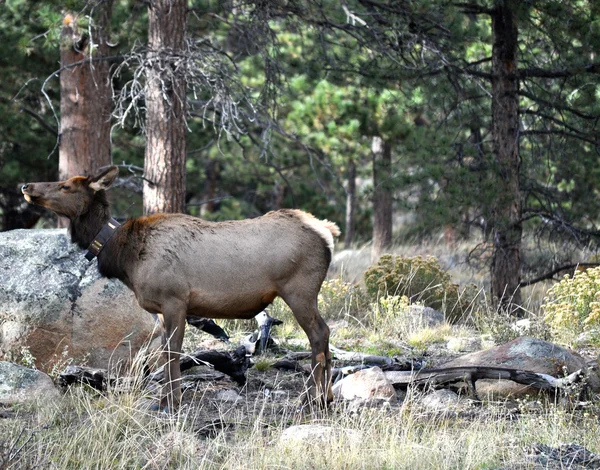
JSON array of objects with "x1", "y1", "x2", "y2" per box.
[{"x1": 283, "y1": 292, "x2": 332, "y2": 408}]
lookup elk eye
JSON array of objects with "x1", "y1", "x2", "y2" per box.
[{"x1": 60, "y1": 185, "x2": 70, "y2": 191}]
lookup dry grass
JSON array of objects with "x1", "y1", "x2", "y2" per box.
[
  {"x1": 2, "y1": 236, "x2": 600, "y2": 469},
  {"x1": 1, "y1": 381, "x2": 599, "y2": 469}
]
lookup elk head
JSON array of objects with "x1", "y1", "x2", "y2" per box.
[{"x1": 21, "y1": 166, "x2": 119, "y2": 219}]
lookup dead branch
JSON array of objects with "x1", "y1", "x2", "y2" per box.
[
  {"x1": 385, "y1": 366, "x2": 584, "y2": 398},
  {"x1": 519, "y1": 263, "x2": 600, "y2": 287},
  {"x1": 58, "y1": 365, "x2": 109, "y2": 390},
  {"x1": 330, "y1": 345, "x2": 394, "y2": 366},
  {"x1": 148, "y1": 346, "x2": 251, "y2": 385}
]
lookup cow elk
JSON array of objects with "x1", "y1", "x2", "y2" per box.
[{"x1": 22, "y1": 166, "x2": 340, "y2": 411}]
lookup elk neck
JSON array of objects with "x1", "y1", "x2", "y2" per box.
[
  {"x1": 69, "y1": 190, "x2": 112, "y2": 250},
  {"x1": 69, "y1": 190, "x2": 135, "y2": 286}
]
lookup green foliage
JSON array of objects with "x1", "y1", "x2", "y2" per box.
[
  {"x1": 364, "y1": 254, "x2": 476, "y2": 321},
  {"x1": 317, "y1": 278, "x2": 367, "y2": 320},
  {"x1": 543, "y1": 267, "x2": 600, "y2": 345}
]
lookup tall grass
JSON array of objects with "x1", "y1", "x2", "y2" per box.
[
  {"x1": 2, "y1": 382, "x2": 599, "y2": 469},
  {"x1": 2, "y1": 236, "x2": 599, "y2": 469}
]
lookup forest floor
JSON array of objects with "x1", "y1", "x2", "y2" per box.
[
  {"x1": 2, "y1": 325, "x2": 599, "y2": 469},
  {"x1": 2, "y1": 238, "x2": 600, "y2": 469}
]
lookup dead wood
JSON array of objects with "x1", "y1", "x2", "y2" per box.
[
  {"x1": 60, "y1": 347, "x2": 251, "y2": 390},
  {"x1": 330, "y1": 345, "x2": 394, "y2": 365},
  {"x1": 149, "y1": 346, "x2": 251, "y2": 385},
  {"x1": 58, "y1": 365, "x2": 110, "y2": 390},
  {"x1": 272, "y1": 358, "x2": 309, "y2": 373},
  {"x1": 384, "y1": 366, "x2": 584, "y2": 398}
]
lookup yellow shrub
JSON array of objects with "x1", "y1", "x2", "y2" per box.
[
  {"x1": 364, "y1": 254, "x2": 478, "y2": 321},
  {"x1": 318, "y1": 278, "x2": 367, "y2": 320},
  {"x1": 542, "y1": 267, "x2": 600, "y2": 344}
]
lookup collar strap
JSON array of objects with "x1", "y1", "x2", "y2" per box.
[{"x1": 85, "y1": 218, "x2": 121, "y2": 261}]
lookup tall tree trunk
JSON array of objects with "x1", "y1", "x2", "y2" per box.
[
  {"x1": 372, "y1": 137, "x2": 393, "y2": 260},
  {"x1": 273, "y1": 180, "x2": 286, "y2": 210},
  {"x1": 490, "y1": 0, "x2": 522, "y2": 311},
  {"x1": 344, "y1": 158, "x2": 356, "y2": 248},
  {"x1": 204, "y1": 160, "x2": 219, "y2": 213},
  {"x1": 59, "y1": 4, "x2": 114, "y2": 225},
  {"x1": 143, "y1": 0, "x2": 187, "y2": 215}
]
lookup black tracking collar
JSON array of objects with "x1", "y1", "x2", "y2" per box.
[{"x1": 85, "y1": 217, "x2": 120, "y2": 261}]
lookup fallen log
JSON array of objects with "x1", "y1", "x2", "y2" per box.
[
  {"x1": 149, "y1": 346, "x2": 251, "y2": 385},
  {"x1": 58, "y1": 365, "x2": 109, "y2": 390},
  {"x1": 60, "y1": 346, "x2": 251, "y2": 390},
  {"x1": 384, "y1": 366, "x2": 584, "y2": 398},
  {"x1": 330, "y1": 345, "x2": 393, "y2": 366},
  {"x1": 272, "y1": 358, "x2": 308, "y2": 373}
]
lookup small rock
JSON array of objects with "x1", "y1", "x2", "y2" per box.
[
  {"x1": 332, "y1": 366, "x2": 396, "y2": 401},
  {"x1": 280, "y1": 424, "x2": 362, "y2": 445},
  {"x1": 421, "y1": 389, "x2": 463, "y2": 411},
  {"x1": 272, "y1": 390, "x2": 288, "y2": 400},
  {"x1": 215, "y1": 389, "x2": 240, "y2": 402},
  {"x1": 405, "y1": 305, "x2": 445, "y2": 329},
  {"x1": 0, "y1": 361, "x2": 59, "y2": 404}
]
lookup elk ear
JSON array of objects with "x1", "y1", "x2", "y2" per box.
[{"x1": 89, "y1": 166, "x2": 119, "y2": 192}]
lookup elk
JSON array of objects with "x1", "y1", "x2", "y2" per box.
[{"x1": 22, "y1": 166, "x2": 340, "y2": 411}]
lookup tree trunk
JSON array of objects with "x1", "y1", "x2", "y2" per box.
[
  {"x1": 59, "y1": 5, "x2": 114, "y2": 225},
  {"x1": 490, "y1": 0, "x2": 522, "y2": 311},
  {"x1": 204, "y1": 160, "x2": 219, "y2": 213},
  {"x1": 143, "y1": 0, "x2": 187, "y2": 215},
  {"x1": 344, "y1": 158, "x2": 356, "y2": 248},
  {"x1": 372, "y1": 137, "x2": 393, "y2": 260}
]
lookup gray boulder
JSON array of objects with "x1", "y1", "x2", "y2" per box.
[
  {"x1": 405, "y1": 305, "x2": 445, "y2": 329},
  {"x1": 421, "y1": 389, "x2": 466, "y2": 412},
  {"x1": 332, "y1": 366, "x2": 396, "y2": 401},
  {"x1": 443, "y1": 336, "x2": 600, "y2": 398},
  {"x1": 0, "y1": 361, "x2": 59, "y2": 404},
  {"x1": 0, "y1": 229, "x2": 159, "y2": 371}
]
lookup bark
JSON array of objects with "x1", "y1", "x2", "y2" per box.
[
  {"x1": 344, "y1": 158, "x2": 357, "y2": 247},
  {"x1": 59, "y1": 346, "x2": 251, "y2": 389},
  {"x1": 384, "y1": 366, "x2": 584, "y2": 398},
  {"x1": 204, "y1": 160, "x2": 219, "y2": 213},
  {"x1": 149, "y1": 346, "x2": 251, "y2": 385},
  {"x1": 372, "y1": 136, "x2": 393, "y2": 260},
  {"x1": 490, "y1": 0, "x2": 522, "y2": 311},
  {"x1": 59, "y1": 5, "x2": 114, "y2": 226},
  {"x1": 143, "y1": 0, "x2": 187, "y2": 215},
  {"x1": 273, "y1": 180, "x2": 286, "y2": 210}
]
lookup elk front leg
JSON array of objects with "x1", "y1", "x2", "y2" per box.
[{"x1": 159, "y1": 302, "x2": 187, "y2": 412}]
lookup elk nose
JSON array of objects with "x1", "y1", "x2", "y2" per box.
[{"x1": 21, "y1": 184, "x2": 29, "y2": 193}]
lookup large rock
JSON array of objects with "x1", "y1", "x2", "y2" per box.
[
  {"x1": 0, "y1": 361, "x2": 59, "y2": 404},
  {"x1": 405, "y1": 305, "x2": 445, "y2": 329},
  {"x1": 332, "y1": 366, "x2": 396, "y2": 401},
  {"x1": 443, "y1": 336, "x2": 600, "y2": 398},
  {"x1": 0, "y1": 229, "x2": 159, "y2": 371}
]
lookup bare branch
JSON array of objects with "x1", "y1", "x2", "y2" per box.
[
  {"x1": 519, "y1": 263, "x2": 600, "y2": 287},
  {"x1": 520, "y1": 90, "x2": 600, "y2": 120},
  {"x1": 520, "y1": 129, "x2": 598, "y2": 145},
  {"x1": 518, "y1": 63, "x2": 600, "y2": 79},
  {"x1": 19, "y1": 107, "x2": 58, "y2": 136}
]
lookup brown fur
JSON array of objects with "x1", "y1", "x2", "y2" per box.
[{"x1": 22, "y1": 167, "x2": 339, "y2": 410}]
